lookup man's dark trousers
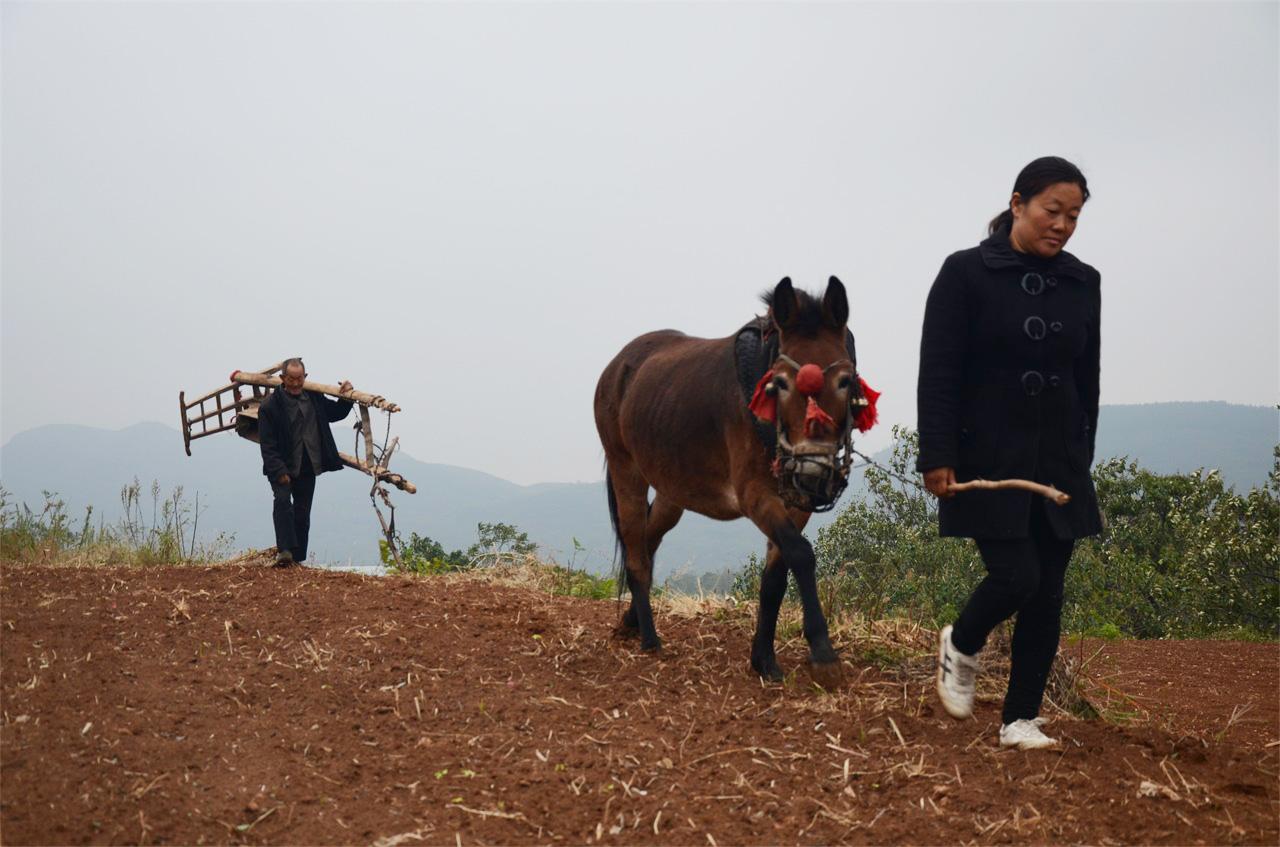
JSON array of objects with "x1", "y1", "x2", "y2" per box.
[{"x1": 270, "y1": 463, "x2": 316, "y2": 562}]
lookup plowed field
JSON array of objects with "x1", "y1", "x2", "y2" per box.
[{"x1": 1, "y1": 564, "x2": 1276, "y2": 845}]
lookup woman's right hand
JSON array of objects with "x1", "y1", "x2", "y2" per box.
[{"x1": 923, "y1": 467, "x2": 956, "y2": 499}]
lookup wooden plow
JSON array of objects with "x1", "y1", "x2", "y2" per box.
[{"x1": 179, "y1": 362, "x2": 415, "y2": 565}]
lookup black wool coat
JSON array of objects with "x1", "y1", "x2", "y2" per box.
[
  {"x1": 258, "y1": 389, "x2": 354, "y2": 479},
  {"x1": 916, "y1": 231, "x2": 1103, "y2": 540}
]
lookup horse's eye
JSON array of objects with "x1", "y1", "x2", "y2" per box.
[
  {"x1": 837, "y1": 375, "x2": 853, "y2": 390},
  {"x1": 772, "y1": 375, "x2": 791, "y2": 392}
]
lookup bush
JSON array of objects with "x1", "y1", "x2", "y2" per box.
[
  {"x1": 809, "y1": 427, "x2": 983, "y2": 625},
  {"x1": 734, "y1": 428, "x2": 1279, "y2": 640},
  {"x1": 1067, "y1": 453, "x2": 1279, "y2": 637},
  {"x1": 384, "y1": 525, "x2": 615, "y2": 598},
  {"x1": 383, "y1": 521, "x2": 540, "y2": 575}
]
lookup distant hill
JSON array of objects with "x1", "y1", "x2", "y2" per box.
[
  {"x1": 1, "y1": 402, "x2": 1273, "y2": 576},
  {"x1": 1093, "y1": 402, "x2": 1275, "y2": 489}
]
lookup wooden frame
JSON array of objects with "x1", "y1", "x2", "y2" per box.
[{"x1": 179, "y1": 363, "x2": 417, "y2": 494}]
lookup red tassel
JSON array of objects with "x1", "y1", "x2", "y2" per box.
[
  {"x1": 805, "y1": 398, "x2": 835, "y2": 438},
  {"x1": 853, "y1": 376, "x2": 880, "y2": 433},
  {"x1": 748, "y1": 370, "x2": 777, "y2": 423}
]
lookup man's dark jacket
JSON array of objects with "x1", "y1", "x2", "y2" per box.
[
  {"x1": 258, "y1": 389, "x2": 353, "y2": 479},
  {"x1": 916, "y1": 231, "x2": 1103, "y2": 540}
]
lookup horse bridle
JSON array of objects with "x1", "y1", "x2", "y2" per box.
[{"x1": 767, "y1": 352, "x2": 869, "y2": 513}]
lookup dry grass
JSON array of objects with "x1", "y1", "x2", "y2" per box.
[{"x1": 440, "y1": 558, "x2": 1100, "y2": 720}]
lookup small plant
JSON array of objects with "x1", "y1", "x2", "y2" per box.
[{"x1": 1084, "y1": 623, "x2": 1124, "y2": 640}]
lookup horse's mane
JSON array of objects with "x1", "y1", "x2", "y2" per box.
[{"x1": 761, "y1": 287, "x2": 828, "y2": 337}]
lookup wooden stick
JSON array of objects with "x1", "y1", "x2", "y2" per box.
[
  {"x1": 381, "y1": 436, "x2": 399, "y2": 470},
  {"x1": 184, "y1": 397, "x2": 256, "y2": 426},
  {"x1": 338, "y1": 452, "x2": 418, "y2": 494},
  {"x1": 360, "y1": 406, "x2": 376, "y2": 468},
  {"x1": 230, "y1": 371, "x2": 401, "y2": 413},
  {"x1": 371, "y1": 492, "x2": 402, "y2": 569},
  {"x1": 189, "y1": 422, "x2": 239, "y2": 440},
  {"x1": 948, "y1": 478, "x2": 1071, "y2": 506}
]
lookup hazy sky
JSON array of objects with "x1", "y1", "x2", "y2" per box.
[{"x1": 3, "y1": 1, "x2": 1277, "y2": 485}]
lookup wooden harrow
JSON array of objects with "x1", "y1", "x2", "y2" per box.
[{"x1": 179, "y1": 363, "x2": 415, "y2": 565}]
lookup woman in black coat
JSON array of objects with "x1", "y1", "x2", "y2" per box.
[{"x1": 916, "y1": 156, "x2": 1102, "y2": 750}]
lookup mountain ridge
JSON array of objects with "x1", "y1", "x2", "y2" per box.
[{"x1": 2, "y1": 402, "x2": 1274, "y2": 575}]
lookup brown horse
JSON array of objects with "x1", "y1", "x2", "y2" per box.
[{"x1": 594, "y1": 277, "x2": 874, "y2": 681}]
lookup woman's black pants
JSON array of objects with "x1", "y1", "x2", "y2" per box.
[{"x1": 950, "y1": 505, "x2": 1074, "y2": 724}]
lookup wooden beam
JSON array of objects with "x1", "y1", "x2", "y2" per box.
[
  {"x1": 338, "y1": 452, "x2": 417, "y2": 494},
  {"x1": 230, "y1": 371, "x2": 400, "y2": 413}
]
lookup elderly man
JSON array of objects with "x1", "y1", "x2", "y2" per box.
[{"x1": 257, "y1": 358, "x2": 354, "y2": 567}]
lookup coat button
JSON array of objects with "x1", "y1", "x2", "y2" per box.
[
  {"x1": 1048, "y1": 375, "x2": 1062, "y2": 389},
  {"x1": 1021, "y1": 370, "x2": 1045, "y2": 396},
  {"x1": 1050, "y1": 321, "x2": 1063, "y2": 333},
  {"x1": 1046, "y1": 276, "x2": 1058, "y2": 288},
  {"x1": 1023, "y1": 316, "x2": 1047, "y2": 340},
  {"x1": 1021, "y1": 272, "x2": 1045, "y2": 295}
]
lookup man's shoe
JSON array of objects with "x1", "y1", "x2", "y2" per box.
[
  {"x1": 273, "y1": 549, "x2": 295, "y2": 568},
  {"x1": 999, "y1": 718, "x2": 1058, "y2": 750},
  {"x1": 936, "y1": 624, "x2": 979, "y2": 719}
]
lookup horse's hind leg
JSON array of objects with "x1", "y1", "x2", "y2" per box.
[
  {"x1": 621, "y1": 495, "x2": 684, "y2": 629},
  {"x1": 609, "y1": 469, "x2": 662, "y2": 651}
]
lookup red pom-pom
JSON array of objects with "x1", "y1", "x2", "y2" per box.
[
  {"x1": 748, "y1": 369, "x2": 777, "y2": 423},
  {"x1": 795, "y1": 363, "x2": 824, "y2": 397},
  {"x1": 853, "y1": 376, "x2": 881, "y2": 433}
]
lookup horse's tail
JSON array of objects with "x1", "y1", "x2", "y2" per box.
[{"x1": 604, "y1": 465, "x2": 627, "y2": 599}]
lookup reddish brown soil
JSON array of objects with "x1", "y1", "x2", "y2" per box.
[
  {"x1": 1067, "y1": 638, "x2": 1280, "y2": 751},
  {"x1": 1, "y1": 563, "x2": 1276, "y2": 846}
]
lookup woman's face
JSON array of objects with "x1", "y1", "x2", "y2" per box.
[{"x1": 1008, "y1": 181, "x2": 1085, "y2": 258}]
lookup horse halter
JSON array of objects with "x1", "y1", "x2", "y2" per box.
[{"x1": 765, "y1": 353, "x2": 868, "y2": 513}]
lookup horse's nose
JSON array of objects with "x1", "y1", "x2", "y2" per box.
[{"x1": 804, "y1": 398, "x2": 835, "y2": 438}]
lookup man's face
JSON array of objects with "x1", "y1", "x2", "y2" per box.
[{"x1": 282, "y1": 364, "x2": 306, "y2": 396}]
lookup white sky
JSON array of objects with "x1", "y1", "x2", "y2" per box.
[{"x1": 3, "y1": 1, "x2": 1277, "y2": 485}]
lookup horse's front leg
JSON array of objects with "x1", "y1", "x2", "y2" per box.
[
  {"x1": 749, "y1": 540, "x2": 788, "y2": 681},
  {"x1": 743, "y1": 486, "x2": 840, "y2": 683},
  {"x1": 776, "y1": 519, "x2": 841, "y2": 685}
]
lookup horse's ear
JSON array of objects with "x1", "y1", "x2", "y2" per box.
[
  {"x1": 823, "y1": 276, "x2": 849, "y2": 329},
  {"x1": 771, "y1": 277, "x2": 797, "y2": 329}
]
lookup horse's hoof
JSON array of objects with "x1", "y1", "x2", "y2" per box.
[
  {"x1": 640, "y1": 639, "x2": 662, "y2": 654},
  {"x1": 810, "y1": 641, "x2": 839, "y2": 665},
  {"x1": 751, "y1": 657, "x2": 784, "y2": 683},
  {"x1": 807, "y1": 659, "x2": 844, "y2": 691}
]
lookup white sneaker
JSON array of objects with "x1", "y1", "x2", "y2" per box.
[
  {"x1": 999, "y1": 718, "x2": 1058, "y2": 750},
  {"x1": 935, "y1": 624, "x2": 979, "y2": 719}
]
